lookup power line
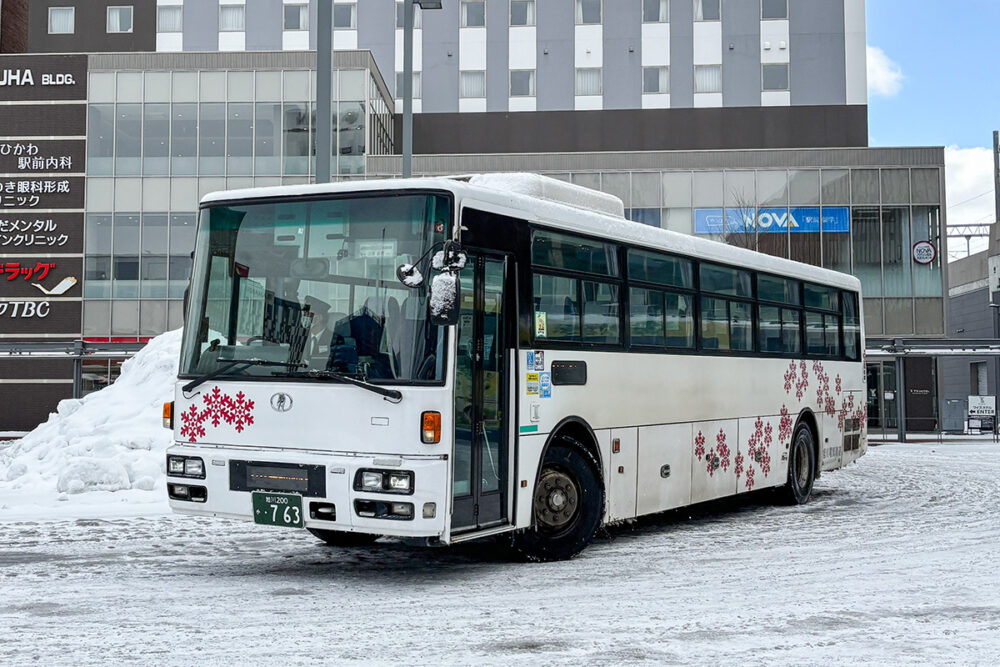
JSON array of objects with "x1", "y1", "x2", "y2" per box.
[{"x1": 947, "y1": 190, "x2": 993, "y2": 211}]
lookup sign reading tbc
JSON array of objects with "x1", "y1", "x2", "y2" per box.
[{"x1": 694, "y1": 207, "x2": 851, "y2": 235}]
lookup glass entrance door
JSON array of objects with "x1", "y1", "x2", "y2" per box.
[
  {"x1": 866, "y1": 360, "x2": 898, "y2": 438},
  {"x1": 452, "y1": 254, "x2": 509, "y2": 532}
]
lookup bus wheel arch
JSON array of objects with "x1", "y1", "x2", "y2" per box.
[
  {"x1": 794, "y1": 408, "x2": 820, "y2": 480},
  {"x1": 781, "y1": 410, "x2": 818, "y2": 505},
  {"x1": 511, "y1": 417, "x2": 605, "y2": 561}
]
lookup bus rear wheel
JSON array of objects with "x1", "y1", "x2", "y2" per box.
[
  {"x1": 509, "y1": 438, "x2": 604, "y2": 562},
  {"x1": 780, "y1": 422, "x2": 816, "y2": 505},
  {"x1": 307, "y1": 528, "x2": 380, "y2": 547}
]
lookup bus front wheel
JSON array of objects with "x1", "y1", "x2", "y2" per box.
[
  {"x1": 780, "y1": 423, "x2": 816, "y2": 505},
  {"x1": 307, "y1": 528, "x2": 380, "y2": 547},
  {"x1": 509, "y1": 438, "x2": 604, "y2": 562}
]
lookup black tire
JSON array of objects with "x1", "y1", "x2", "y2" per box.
[
  {"x1": 509, "y1": 437, "x2": 605, "y2": 562},
  {"x1": 780, "y1": 422, "x2": 816, "y2": 505},
  {"x1": 307, "y1": 528, "x2": 380, "y2": 547}
]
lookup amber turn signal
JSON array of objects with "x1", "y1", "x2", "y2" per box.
[
  {"x1": 162, "y1": 402, "x2": 173, "y2": 429},
  {"x1": 421, "y1": 411, "x2": 441, "y2": 444}
]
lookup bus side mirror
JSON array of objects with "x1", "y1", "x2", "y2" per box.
[{"x1": 429, "y1": 271, "x2": 461, "y2": 327}]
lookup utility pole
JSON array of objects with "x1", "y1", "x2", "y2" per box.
[
  {"x1": 315, "y1": 0, "x2": 333, "y2": 184},
  {"x1": 994, "y1": 131, "x2": 1000, "y2": 225}
]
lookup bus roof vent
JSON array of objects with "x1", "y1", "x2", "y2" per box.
[{"x1": 467, "y1": 173, "x2": 625, "y2": 219}]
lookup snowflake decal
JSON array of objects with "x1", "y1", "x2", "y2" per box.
[
  {"x1": 694, "y1": 430, "x2": 706, "y2": 461},
  {"x1": 176, "y1": 385, "x2": 256, "y2": 442},
  {"x1": 835, "y1": 374, "x2": 842, "y2": 395},
  {"x1": 746, "y1": 417, "x2": 772, "y2": 478},
  {"x1": 706, "y1": 448, "x2": 718, "y2": 477},
  {"x1": 745, "y1": 464, "x2": 756, "y2": 491},
  {"x1": 734, "y1": 451, "x2": 744, "y2": 480}
]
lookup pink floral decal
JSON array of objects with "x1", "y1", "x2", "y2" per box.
[
  {"x1": 746, "y1": 417, "x2": 773, "y2": 479},
  {"x1": 716, "y1": 428, "x2": 731, "y2": 472},
  {"x1": 784, "y1": 361, "x2": 810, "y2": 401},
  {"x1": 778, "y1": 404, "x2": 793, "y2": 448},
  {"x1": 745, "y1": 465, "x2": 756, "y2": 491},
  {"x1": 178, "y1": 385, "x2": 256, "y2": 442},
  {"x1": 734, "y1": 451, "x2": 744, "y2": 480},
  {"x1": 694, "y1": 430, "x2": 706, "y2": 461}
]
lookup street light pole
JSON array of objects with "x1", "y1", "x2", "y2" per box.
[
  {"x1": 402, "y1": 2, "x2": 442, "y2": 178},
  {"x1": 316, "y1": 0, "x2": 333, "y2": 184},
  {"x1": 402, "y1": 0, "x2": 414, "y2": 178}
]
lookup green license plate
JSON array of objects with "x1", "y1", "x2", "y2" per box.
[{"x1": 251, "y1": 491, "x2": 304, "y2": 528}]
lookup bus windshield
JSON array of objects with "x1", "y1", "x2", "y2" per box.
[{"x1": 179, "y1": 192, "x2": 452, "y2": 384}]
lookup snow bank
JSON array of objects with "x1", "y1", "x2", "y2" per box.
[{"x1": 0, "y1": 329, "x2": 180, "y2": 512}]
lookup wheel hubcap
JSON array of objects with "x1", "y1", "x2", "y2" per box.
[
  {"x1": 795, "y1": 439, "x2": 810, "y2": 488},
  {"x1": 534, "y1": 468, "x2": 580, "y2": 531}
]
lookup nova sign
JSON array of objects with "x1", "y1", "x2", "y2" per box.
[{"x1": 694, "y1": 207, "x2": 851, "y2": 235}]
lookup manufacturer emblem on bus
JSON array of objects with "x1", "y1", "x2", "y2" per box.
[{"x1": 270, "y1": 393, "x2": 293, "y2": 412}]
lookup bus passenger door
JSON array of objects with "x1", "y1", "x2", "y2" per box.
[{"x1": 452, "y1": 254, "x2": 510, "y2": 533}]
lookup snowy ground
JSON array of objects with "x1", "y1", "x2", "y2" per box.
[{"x1": 1, "y1": 442, "x2": 998, "y2": 665}]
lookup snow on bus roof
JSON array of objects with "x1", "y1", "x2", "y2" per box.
[{"x1": 199, "y1": 174, "x2": 861, "y2": 292}]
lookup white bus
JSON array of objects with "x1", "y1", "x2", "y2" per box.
[{"x1": 165, "y1": 174, "x2": 866, "y2": 561}]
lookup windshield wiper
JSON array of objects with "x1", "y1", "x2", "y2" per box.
[
  {"x1": 182, "y1": 358, "x2": 306, "y2": 394},
  {"x1": 270, "y1": 368, "x2": 403, "y2": 402}
]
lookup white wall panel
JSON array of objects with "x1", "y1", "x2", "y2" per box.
[
  {"x1": 460, "y1": 27, "x2": 487, "y2": 71},
  {"x1": 156, "y1": 33, "x2": 183, "y2": 52},
  {"x1": 692, "y1": 22, "x2": 721, "y2": 65},
  {"x1": 641, "y1": 23, "x2": 670, "y2": 66},
  {"x1": 693, "y1": 92, "x2": 722, "y2": 107},
  {"x1": 575, "y1": 95, "x2": 603, "y2": 110},
  {"x1": 761, "y1": 90, "x2": 791, "y2": 106},
  {"x1": 282, "y1": 30, "x2": 309, "y2": 51},
  {"x1": 760, "y1": 20, "x2": 789, "y2": 64},
  {"x1": 574, "y1": 24, "x2": 603, "y2": 67},
  {"x1": 641, "y1": 93, "x2": 670, "y2": 108},
  {"x1": 333, "y1": 30, "x2": 358, "y2": 50},
  {"x1": 509, "y1": 26, "x2": 537, "y2": 69},
  {"x1": 459, "y1": 97, "x2": 487, "y2": 113},
  {"x1": 509, "y1": 96, "x2": 536, "y2": 112},
  {"x1": 844, "y1": 0, "x2": 868, "y2": 105},
  {"x1": 218, "y1": 32, "x2": 246, "y2": 52}
]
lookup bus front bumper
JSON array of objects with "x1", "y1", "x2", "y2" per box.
[{"x1": 166, "y1": 444, "x2": 449, "y2": 539}]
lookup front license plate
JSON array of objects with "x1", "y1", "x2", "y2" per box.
[{"x1": 252, "y1": 491, "x2": 304, "y2": 528}]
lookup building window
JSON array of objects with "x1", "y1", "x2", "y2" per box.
[
  {"x1": 48, "y1": 7, "x2": 75, "y2": 34},
  {"x1": 761, "y1": 0, "x2": 788, "y2": 20},
  {"x1": 460, "y1": 71, "x2": 486, "y2": 98},
  {"x1": 694, "y1": 65, "x2": 721, "y2": 93},
  {"x1": 107, "y1": 6, "x2": 133, "y2": 33},
  {"x1": 510, "y1": 70, "x2": 536, "y2": 97},
  {"x1": 396, "y1": 2, "x2": 423, "y2": 28},
  {"x1": 461, "y1": 1, "x2": 486, "y2": 27},
  {"x1": 575, "y1": 68, "x2": 602, "y2": 95},
  {"x1": 694, "y1": 0, "x2": 720, "y2": 21},
  {"x1": 157, "y1": 6, "x2": 182, "y2": 32},
  {"x1": 511, "y1": 0, "x2": 536, "y2": 26},
  {"x1": 643, "y1": 0, "x2": 668, "y2": 22},
  {"x1": 284, "y1": 4, "x2": 309, "y2": 30},
  {"x1": 762, "y1": 63, "x2": 789, "y2": 91},
  {"x1": 971, "y1": 362, "x2": 988, "y2": 396},
  {"x1": 576, "y1": 0, "x2": 601, "y2": 24},
  {"x1": 219, "y1": 5, "x2": 245, "y2": 31},
  {"x1": 395, "y1": 71, "x2": 422, "y2": 99},
  {"x1": 643, "y1": 66, "x2": 669, "y2": 94},
  {"x1": 333, "y1": 3, "x2": 357, "y2": 29}
]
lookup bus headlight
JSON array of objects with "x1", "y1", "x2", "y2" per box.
[
  {"x1": 361, "y1": 471, "x2": 383, "y2": 490},
  {"x1": 167, "y1": 455, "x2": 206, "y2": 479},
  {"x1": 354, "y1": 469, "x2": 414, "y2": 495}
]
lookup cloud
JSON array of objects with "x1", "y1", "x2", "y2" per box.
[
  {"x1": 945, "y1": 145, "x2": 995, "y2": 258},
  {"x1": 867, "y1": 45, "x2": 904, "y2": 97}
]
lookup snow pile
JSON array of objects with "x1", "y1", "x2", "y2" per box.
[
  {"x1": 429, "y1": 272, "x2": 457, "y2": 319},
  {"x1": 0, "y1": 329, "x2": 181, "y2": 505}
]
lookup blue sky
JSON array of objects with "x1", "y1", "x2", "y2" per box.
[
  {"x1": 867, "y1": 0, "x2": 1000, "y2": 149},
  {"x1": 866, "y1": 1, "x2": 999, "y2": 252}
]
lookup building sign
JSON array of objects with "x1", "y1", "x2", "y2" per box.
[
  {"x1": 0, "y1": 140, "x2": 84, "y2": 174},
  {"x1": 0, "y1": 300, "x2": 82, "y2": 335},
  {"x1": 694, "y1": 206, "x2": 850, "y2": 235},
  {"x1": 0, "y1": 105, "x2": 85, "y2": 137},
  {"x1": 989, "y1": 255, "x2": 1000, "y2": 295},
  {"x1": 0, "y1": 55, "x2": 87, "y2": 102},
  {"x1": 0, "y1": 258, "x2": 81, "y2": 299},
  {"x1": 968, "y1": 395, "x2": 996, "y2": 417},
  {"x1": 0, "y1": 213, "x2": 83, "y2": 255},
  {"x1": 0, "y1": 177, "x2": 84, "y2": 209},
  {"x1": 912, "y1": 241, "x2": 937, "y2": 265}
]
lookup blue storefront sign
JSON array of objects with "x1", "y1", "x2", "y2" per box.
[{"x1": 694, "y1": 206, "x2": 850, "y2": 235}]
